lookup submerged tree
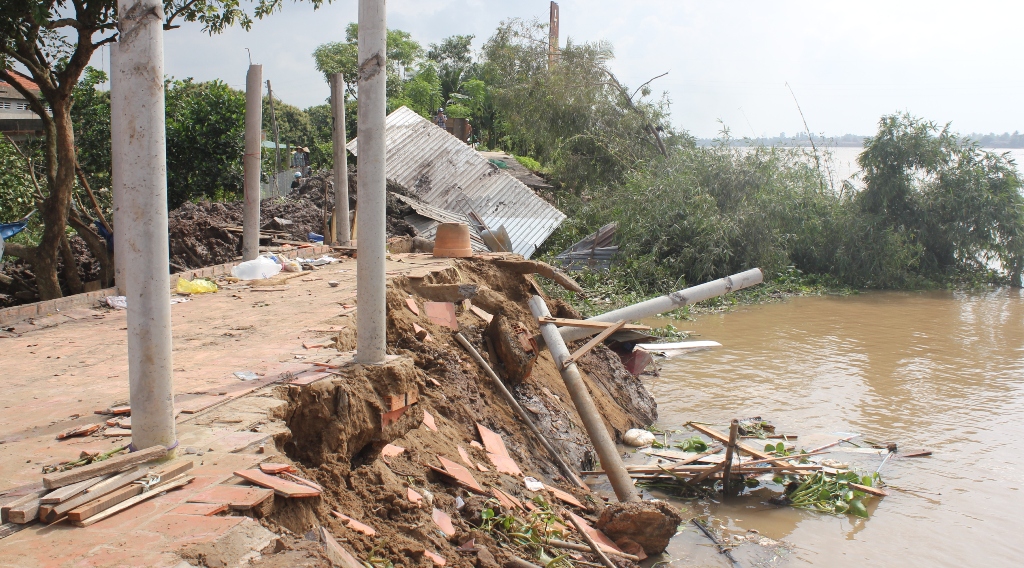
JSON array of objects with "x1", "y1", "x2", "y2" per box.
[{"x1": 0, "y1": 0, "x2": 331, "y2": 300}]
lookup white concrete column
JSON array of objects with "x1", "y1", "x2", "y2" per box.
[
  {"x1": 355, "y1": 0, "x2": 387, "y2": 364},
  {"x1": 242, "y1": 65, "x2": 262, "y2": 261},
  {"x1": 111, "y1": 0, "x2": 175, "y2": 451},
  {"x1": 331, "y1": 73, "x2": 351, "y2": 245}
]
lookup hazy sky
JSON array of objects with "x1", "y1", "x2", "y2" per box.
[{"x1": 88, "y1": 0, "x2": 1024, "y2": 139}]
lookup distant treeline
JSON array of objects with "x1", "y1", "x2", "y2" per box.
[{"x1": 696, "y1": 131, "x2": 1024, "y2": 148}]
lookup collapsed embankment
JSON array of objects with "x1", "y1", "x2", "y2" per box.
[{"x1": 260, "y1": 256, "x2": 663, "y2": 566}]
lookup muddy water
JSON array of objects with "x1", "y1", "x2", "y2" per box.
[{"x1": 642, "y1": 290, "x2": 1024, "y2": 567}]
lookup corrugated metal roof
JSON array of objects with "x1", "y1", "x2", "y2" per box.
[
  {"x1": 393, "y1": 193, "x2": 489, "y2": 252},
  {"x1": 349, "y1": 107, "x2": 565, "y2": 258}
]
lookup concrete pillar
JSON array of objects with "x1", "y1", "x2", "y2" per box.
[
  {"x1": 242, "y1": 65, "x2": 262, "y2": 261},
  {"x1": 355, "y1": 0, "x2": 387, "y2": 364},
  {"x1": 110, "y1": 0, "x2": 175, "y2": 451},
  {"x1": 331, "y1": 73, "x2": 351, "y2": 245}
]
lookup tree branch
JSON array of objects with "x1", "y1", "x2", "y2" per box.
[
  {"x1": 45, "y1": 18, "x2": 82, "y2": 30},
  {"x1": 629, "y1": 72, "x2": 668, "y2": 102},
  {"x1": 165, "y1": 0, "x2": 202, "y2": 29}
]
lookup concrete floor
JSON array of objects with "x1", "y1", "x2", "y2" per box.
[{"x1": 0, "y1": 252, "x2": 454, "y2": 567}]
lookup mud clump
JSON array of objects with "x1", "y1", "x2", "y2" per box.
[{"x1": 596, "y1": 500, "x2": 682, "y2": 555}]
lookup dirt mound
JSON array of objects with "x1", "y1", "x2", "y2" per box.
[{"x1": 265, "y1": 257, "x2": 660, "y2": 567}]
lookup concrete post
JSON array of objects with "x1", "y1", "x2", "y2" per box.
[
  {"x1": 355, "y1": 0, "x2": 387, "y2": 364},
  {"x1": 558, "y1": 268, "x2": 764, "y2": 344},
  {"x1": 529, "y1": 296, "x2": 639, "y2": 503},
  {"x1": 331, "y1": 73, "x2": 351, "y2": 245},
  {"x1": 110, "y1": 0, "x2": 175, "y2": 451},
  {"x1": 242, "y1": 64, "x2": 262, "y2": 261}
]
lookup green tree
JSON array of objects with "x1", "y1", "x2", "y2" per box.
[
  {"x1": 0, "y1": 0, "x2": 330, "y2": 300},
  {"x1": 313, "y1": 23, "x2": 422, "y2": 101},
  {"x1": 164, "y1": 78, "x2": 245, "y2": 208},
  {"x1": 426, "y1": 34, "x2": 475, "y2": 103}
]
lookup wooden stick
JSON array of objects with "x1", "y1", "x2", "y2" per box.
[
  {"x1": 808, "y1": 434, "x2": 859, "y2": 453},
  {"x1": 3, "y1": 489, "x2": 48, "y2": 524},
  {"x1": 66, "y1": 461, "x2": 193, "y2": 522},
  {"x1": 562, "y1": 320, "x2": 625, "y2": 369},
  {"x1": 688, "y1": 422, "x2": 794, "y2": 469},
  {"x1": 40, "y1": 475, "x2": 113, "y2": 504},
  {"x1": 566, "y1": 512, "x2": 617, "y2": 568},
  {"x1": 537, "y1": 317, "x2": 650, "y2": 331},
  {"x1": 692, "y1": 519, "x2": 742, "y2": 567},
  {"x1": 454, "y1": 332, "x2": 586, "y2": 488},
  {"x1": 722, "y1": 420, "x2": 739, "y2": 497},
  {"x1": 689, "y1": 462, "x2": 726, "y2": 485},
  {"x1": 544, "y1": 539, "x2": 640, "y2": 562},
  {"x1": 42, "y1": 446, "x2": 166, "y2": 489}
]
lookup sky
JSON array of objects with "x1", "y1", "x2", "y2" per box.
[{"x1": 87, "y1": 0, "x2": 1024, "y2": 139}]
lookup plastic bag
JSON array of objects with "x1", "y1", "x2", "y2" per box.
[
  {"x1": 231, "y1": 256, "x2": 282, "y2": 280},
  {"x1": 280, "y1": 259, "x2": 303, "y2": 272},
  {"x1": 177, "y1": 278, "x2": 218, "y2": 294}
]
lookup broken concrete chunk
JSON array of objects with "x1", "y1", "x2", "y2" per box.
[{"x1": 595, "y1": 500, "x2": 682, "y2": 555}]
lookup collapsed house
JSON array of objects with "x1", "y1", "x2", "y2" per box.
[{"x1": 348, "y1": 107, "x2": 566, "y2": 259}]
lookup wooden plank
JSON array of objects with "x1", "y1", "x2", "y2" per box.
[
  {"x1": 66, "y1": 484, "x2": 142, "y2": 522},
  {"x1": 40, "y1": 474, "x2": 113, "y2": 504},
  {"x1": 42, "y1": 445, "x2": 166, "y2": 489},
  {"x1": 233, "y1": 469, "x2": 321, "y2": 498},
  {"x1": 4, "y1": 489, "x2": 48, "y2": 524},
  {"x1": 561, "y1": 320, "x2": 625, "y2": 369},
  {"x1": 73, "y1": 476, "x2": 193, "y2": 527},
  {"x1": 537, "y1": 317, "x2": 650, "y2": 331},
  {"x1": 849, "y1": 482, "x2": 889, "y2": 497},
  {"x1": 688, "y1": 422, "x2": 794, "y2": 469},
  {"x1": 40, "y1": 467, "x2": 145, "y2": 523}
]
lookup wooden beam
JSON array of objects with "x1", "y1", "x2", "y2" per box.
[
  {"x1": 40, "y1": 467, "x2": 146, "y2": 523},
  {"x1": 42, "y1": 446, "x2": 166, "y2": 489},
  {"x1": 73, "y1": 476, "x2": 193, "y2": 527},
  {"x1": 561, "y1": 320, "x2": 625, "y2": 369},
  {"x1": 537, "y1": 317, "x2": 650, "y2": 331},
  {"x1": 40, "y1": 474, "x2": 113, "y2": 504},
  {"x1": 65, "y1": 461, "x2": 193, "y2": 522},
  {"x1": 3, "y1": 489, "x2": 48, "y2": 524},
  {"x1": 689, "y1": 422, "x2": 795, "y2": 469}
]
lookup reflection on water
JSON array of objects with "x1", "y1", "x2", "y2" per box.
[{"x1": 644, "y1": 289, "x2": 1024, "y2": 567}]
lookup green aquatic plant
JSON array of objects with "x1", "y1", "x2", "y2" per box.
[{"x1": 786, "y1": 471, "x2": 878, "y2": 518}]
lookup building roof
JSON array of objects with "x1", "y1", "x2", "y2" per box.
[
  {"x1": 0, "y1": 70, "x2": 42, "y2": 98},
  {"x1": 348, "y1": 106, "x2": 565, "y2": 258}
]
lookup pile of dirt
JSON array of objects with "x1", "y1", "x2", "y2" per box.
[
  {"x1": 0, "y1": 234, "x2": 100, "y2": 307},
  {"x1": 260, "y1": 257, "x2": 665, "y2": 567}
]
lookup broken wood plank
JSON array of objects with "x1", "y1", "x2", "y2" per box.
[
  {"x1": 73, "y1": 476, "x2": 193, "y2": 527},
  {"x1": 40, "y1": 467, "x2": 146, "y2": 523},
  {"x1": 688, "y1": 422, "x2": 795, "y2": 470},
  {"x1": 561, "y1": 320, "x2": 625, "y2": 369},
  {"x1": 42, "y1": 445, "x2": 166, "y2": 489},
  {"x1": 848, "y1": 482, "x2": 889, "y2": 497},
  {"x1": 40, "y1": 474, "x2": 113, "y2": 504},
  {"x1": 536, "y1": 317, "x2": 650, "y2": 331},
  {"x1": 233, "y1": 469, "x2": 321, "y2": 498},
  {"x1": 64, "y1": 460, "x2": 193, "y2": 522},
  {"x1": 3, "y1": 489, "x2": 48, "y2": 524}
]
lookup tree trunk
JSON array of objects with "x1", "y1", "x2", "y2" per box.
[
  {"x1": 68, "y1": 210, "x2": 113, "y2": 287},
  {"x1": 32, "y1": 102, "x2": 78, "y2": 300},
  {"x1": 59, "y1": 234, "x2": 84, "y2": 295}
]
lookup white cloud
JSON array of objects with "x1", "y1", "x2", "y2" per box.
[{"x1": 89, "y1": 0, "x2": 1024, "y2": 138}]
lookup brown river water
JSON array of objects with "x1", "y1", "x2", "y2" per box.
[{"x1": 633, "y1": 289, "x2": 1024, "y2": 567}]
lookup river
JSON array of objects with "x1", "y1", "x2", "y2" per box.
[
  {"x1": 638, "y1": 290, "x2": 1024, "y2": 567},
  {"x1": 821, "y1": 146, "x2": 1024, "y2": 186}
]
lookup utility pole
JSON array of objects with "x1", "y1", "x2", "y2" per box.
[
  {"x1": 331, "y1": 73, "x2": 351, "y2": 245},
  {"x1": 266, "y1": 80, "x2": 281, "y2": 197},
  {"x1": 549, "y1": 1, "x2": 559, "y2": 69},
  {"x1": 110, "y1": 0, "x2": 175, "y2": 452},
  {"x1": 242, "y1": 64, "x2": 262, "y2": 261},
  {"x1": 355, "y1": 0, "x2": 387, "y2": 364}
]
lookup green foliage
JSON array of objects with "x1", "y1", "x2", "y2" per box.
[
  {"x1": 164, "y1": 78, "x2": 246, "y2": 207},
  {"x1": 0, "y1": 135, "x2": 36, "y2": 223},
  {"x1": 72, "y1": 67, "x2": 112, "y2": 191},
  {"x1": 514, "y1": 154, "x2": 542, "y2": 172},
  {"x1": 313, "y1": 22, "x2": 423, "y2": 101},
  {"x1": 426, "y1": 34, "x2": 476, "y2": 102}
]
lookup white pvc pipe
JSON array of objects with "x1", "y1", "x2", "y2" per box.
[
  {"x1": 242, "y1": 64, "x2": 262, "y2": 261},
  {"x1": 355, "y1": 0, "x2": 387, "y2": 364},
  {"x1": 559, "y1": 268, "x2": 764, "y2": 343},
  {"x1": 111, "y1": 0, "x2": 176, "y2": 451},
  {"x1": 529, "y1": 296, "x2": 639, "y2": 503},
  {"x1": 331, "y1": 73, "x2": 351, "y2": 245}
]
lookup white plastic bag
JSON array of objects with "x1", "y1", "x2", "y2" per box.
[{"x1": 231, "y1": 256, "x2": 282, "y2": 280}]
